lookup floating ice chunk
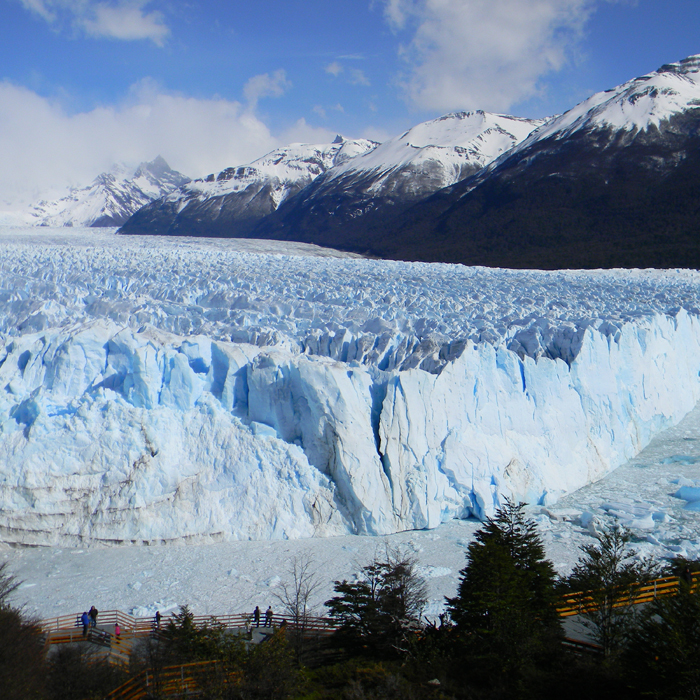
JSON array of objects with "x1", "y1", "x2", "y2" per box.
[
  {"x1": 662, "y1": 455, "x2": 700, "y2": 465},
  {"x1": 674, "y1": 476, "x2": 697, "y2": 487},
  {"x1": 579, "y1": 511, "x2": 596, "y2": 528},
  {"x1": 417, "y1": 566, "x2": 452, "y2": 579},
  {"x1": 130, "y1": 601, "x2": 178, "y2": 618},
  {"x1": 630, "y1": 514, "x2": 656, "y2": 530},
  {"x1": 684, "y1": 500, "x2": 700, "y2": 511},
  {"x1": 546, "y1": 508, "x2": 580, "y2": 522},
  {"x1": 674, "y1": 486, "x2": 700, "y2": 502}
]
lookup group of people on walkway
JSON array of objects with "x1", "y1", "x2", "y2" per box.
[
  {"x1": 78, "y1": 606, "x2": 99, "y2": 637},
  {"x1": 252, "y1": 605, "x2": 274, "y2": 628}
]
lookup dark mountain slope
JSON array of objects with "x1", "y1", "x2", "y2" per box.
[{"x1": 364, "y1": 114, "x2": 700, "y2": 269}]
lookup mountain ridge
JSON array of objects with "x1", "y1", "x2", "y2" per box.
[
  {"x1": 118, "y1": 137, "x2": 378, "y2": 237},
  {"x1": 248, "y1": 53, "x2": 700, "y2": 269},
  {"x1": 26, "y1": 156, "x2": 190, "y2": 228}
]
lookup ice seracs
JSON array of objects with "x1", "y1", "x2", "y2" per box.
[{"x1": 0, "y1": 229, "x2": 699, "y2": 545}]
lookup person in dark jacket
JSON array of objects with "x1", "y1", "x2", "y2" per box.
[
  {"x1": 89, "y1": 606, "x2": 99, "y2": 628},
  {"x1": 253, "y1": 606, "x2": 260, "y2": 627},
  {"x1": 265, "y1": 606, "x2": 273, "y2": 627}
]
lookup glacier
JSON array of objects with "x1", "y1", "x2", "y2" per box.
[{"x1": 0, "y1": 227, "x2": 700, "y2": 545}]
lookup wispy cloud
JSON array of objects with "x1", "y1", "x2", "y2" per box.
[
  {"x1": 325, "y1": 62, "x2": 344, "y2": 77},
  {"x1": 18, "y1": 0, "x2": 170, "y2": 46},
  {"x1": 380, "y1": 0, "x2": 601, "y2": 112},
  {"x1": 325, "y1": 62, "x2": 370, "y2": 87},
  {"x1": 82, "y1": 2, "x2": 169, "y2": 45},
  {"x1": 243, "y1": 70, "x2": 292, "y2": 110},
  {"x1": 311, "y1": 103, "x2": 345, "y2": 120},
  {"x1": 280, "y1": 118, "x2": 338, "y2": 146},
  {"x1": 18, "y1": 0, "x2": 57, "y2": 22},
  {"x1": 349, "y1": 69, "x2": 371, "y2": 86}
]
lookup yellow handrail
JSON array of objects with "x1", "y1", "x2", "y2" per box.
[
  {"x1": 557, "y1": 572, "x2": 699, "y2": 617},
  {"x1": 107, "y1": 660, "x2": 240, "y2": 700}
]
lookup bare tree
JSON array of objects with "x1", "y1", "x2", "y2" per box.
[{"x1": 273, "y1": 552, "x2": 321, "y2": 660}]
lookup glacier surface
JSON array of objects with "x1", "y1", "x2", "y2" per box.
[{"x1": 0, "y1": 227, "x2": 700, "y2": 545}]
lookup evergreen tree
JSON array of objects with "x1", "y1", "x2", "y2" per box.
[
  {"x1": 623, "y1": 584, "x2": 700, "y2": 699},
  {"x1": 446, "y1": 499, "x2": 561, "y2": 676},
  {"x1": 565, "y1": 522, "x2": 660, "y2": 657},
  {"x1": 325, "y1": 547, "x2": 428, "y2": 658},
  {"x1": 0, "y1": 562, "x2": 47, "y2": 700},
  {"x1": 161, "y1": 605, "x2": 244, "y2": 665}
]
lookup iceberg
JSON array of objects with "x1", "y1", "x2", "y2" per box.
[{"x1": 0, "y1": 228, "x2": 699, "y2": 545}]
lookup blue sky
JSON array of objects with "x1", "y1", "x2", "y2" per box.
[{"x1": 0, "y1": 0, "x2": 698, "y2": 204}]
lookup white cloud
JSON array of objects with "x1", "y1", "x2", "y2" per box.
[
  {"x1": 81, "y1": 2, "x2": 169, "y2": 45},
  {"x1": 361, "y1": 125, "x2": 393, "y2": 143},
  {"x1": 325, "y1": 62, "x2": 344, "y2": 77},
  {"x1": 312, "y1": 105, "x2": 327, "y2": 119},
  {"x1": 279, "y1": 118, "x2": 339, "y2": 146},
  {"x1": 18, "y1": 0, "x2": 57, "y2": 22},
  {"x1": 381, "y1": 0, "x2": 418, "y2": 30},
  {"x1": 0, "y1": 80, "x2": 279, "y2": 207},
  {"x1": 381, "y1": 0, "x2": 599, "y2": 112},
  {"x1": 18, "y1": 0, "x2": 169, "y2": 45},
  {"x1": 243, "y1": 70, "x2": 292, "y2": 110},
  {"x1": 349, "y1": 69, "x2": 371, "y2": 87}
]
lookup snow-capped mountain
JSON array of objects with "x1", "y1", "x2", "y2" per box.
[
  {"x1": 341, "y1": 55, "x2": 700, "y2": 269},
  {"x1": 252, "y1": 111, "x2": 544, "y2": 247},
  {"x1": 118, "y1": 137, "x2": 377, "y2": 237},
  {"x1": 119, "y1": 113, "x2": 542, "y2": 241},
  {"x1": 516, "y1": 54, "x2": 700, "y2": 143},
  {"x1": 27, "y1": 156, "x2": 190, "y2": 228},
  {"x1": 321, "y1": 111, "x2": 545, "y2": 200}
]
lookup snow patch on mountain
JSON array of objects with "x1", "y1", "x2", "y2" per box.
[
  {"x1": 165, "y1": 137, "x2": 378, "y2": 210},
  {"x1": 324, "y1": 111, "x2": 545, "y2": 197},
  {"x1": 514, "y1": 55, "x2": 700, "y2": 148}
]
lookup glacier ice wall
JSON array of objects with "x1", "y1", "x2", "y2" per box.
[{"x1": 0, "y1": 228, "x2": 699, "y2": 545}]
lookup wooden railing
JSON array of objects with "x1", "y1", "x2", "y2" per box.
[
  {"x1": 557, "y1": 572, "x2": 699, "y2": 617},
  {"x1": 106, "y1": 660, "x2": 240, "y2": 700},
  {"x1": 41, "y1": 609, "x2": 337, "y2": 636}
]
